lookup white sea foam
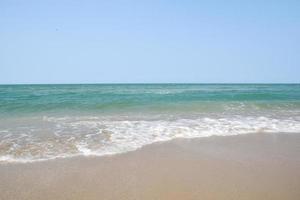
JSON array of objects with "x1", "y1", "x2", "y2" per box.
[{"x1": 1, "y1": 116, "x2": 300, "y2": 163}]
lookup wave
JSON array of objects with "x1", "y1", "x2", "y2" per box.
[{"x1": 1, "y1": 115, "x2": 300, "y2": 163}]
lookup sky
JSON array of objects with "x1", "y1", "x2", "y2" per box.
[{"x1": 1, "y1": 0, "x2": 300, "y2": 84}]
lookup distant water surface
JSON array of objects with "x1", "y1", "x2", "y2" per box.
[{"x1": 1, "y1": 84, "x2": 300, "y2": 163}]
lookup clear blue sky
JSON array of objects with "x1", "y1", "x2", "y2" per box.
[{"x1": 1, "y1": 0, "x2": 299, "y2": 84}]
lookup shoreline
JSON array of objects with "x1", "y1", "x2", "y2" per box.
[
  {"x1": 1, "y1": 133, "x2": 300, "y2": 199},
  {"x1": 1, "y1": 132, "x2": 299, "y2": 165}
]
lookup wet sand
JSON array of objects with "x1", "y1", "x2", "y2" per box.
[{"x1": 0, "y1": 133, "x2": 300, "y2": 200}]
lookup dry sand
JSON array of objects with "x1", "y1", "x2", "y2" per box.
[{"x1": 0, "y1": 133, "x2": 300, "y2": 200}]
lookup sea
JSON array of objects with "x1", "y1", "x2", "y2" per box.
[{"x1": 1, "y1": 84, "x2": 300, "y2": 163}]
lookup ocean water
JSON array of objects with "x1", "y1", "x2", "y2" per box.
[{"x1": 1, "y1": 84, "x2": 300, "y2": 163}]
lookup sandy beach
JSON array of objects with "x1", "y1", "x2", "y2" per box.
[
  {"x1": 0, "y1": 133, "x2": 299, "y2": 200},
  {"x1": 2, "y1": 0, "x2": 300, "y2": 198}
]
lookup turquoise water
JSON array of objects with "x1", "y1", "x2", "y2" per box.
[
  {"x1": 1, "y1": 84, "x2": 300, "y2": 116},
  {"x1": 1, "y1": 84, "x2": 300, "y2": 163}
]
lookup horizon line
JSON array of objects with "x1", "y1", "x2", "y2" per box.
[{"x1": 0, "y1": 82, "x2": 300, "y2": 85}]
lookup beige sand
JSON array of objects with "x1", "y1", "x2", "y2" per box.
[{"x1": 0, "y1": 133, "x2": 300, "y2": 200}]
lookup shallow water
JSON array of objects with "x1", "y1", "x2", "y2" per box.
[{"x1": 1, "y1": 84, "x2": 300, "y2": 163}]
